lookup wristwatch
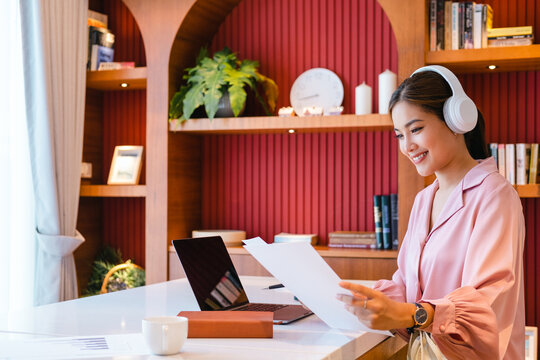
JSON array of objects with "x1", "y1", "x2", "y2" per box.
[{"x1": 407, "y1": 302, "x2": 428, "y2": 334}]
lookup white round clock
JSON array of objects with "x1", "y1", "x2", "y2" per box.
[{"x1": 290, "y1": 68, "x2": 344, "y2": 116}]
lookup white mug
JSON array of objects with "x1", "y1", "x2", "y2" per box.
[{"x1": 142, "y1": 316, "x2": 188, "y2": 355}]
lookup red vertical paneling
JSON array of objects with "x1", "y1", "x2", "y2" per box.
[{"x1": 99, "y1": 0, "x2": 146, "y2": 266}]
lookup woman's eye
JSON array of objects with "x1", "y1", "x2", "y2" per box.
[
  {"x1": 394, "y1": 133, "x2": 403, "y2": 140},
  {"x1": 411, "y1": 127, "x2": 423, "y2": 134}
]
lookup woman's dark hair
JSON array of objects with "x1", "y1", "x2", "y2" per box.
[{"x1": 388, "y1": 71, "x2": 489, "y2": 160}]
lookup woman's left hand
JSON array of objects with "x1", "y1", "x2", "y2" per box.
[{"x1": 336, "y1": 281, "x2": 416, "y2": 330}]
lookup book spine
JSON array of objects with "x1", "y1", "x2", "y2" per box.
[
  {"x1": 485, "y1": 4, "x2": 493, "y2": 31},
  {"x1": 481, "y1": 4, "x2": 488, "y2": 48},
  {"x1": 489, "y1": 143, "x2": 498, "y2": 166},
  {"x1": 390, "y1": 193, "x2": 398, "y2": 250},
  {"x1": 529, "y1": 144, "x2": 539, "y2": 184},
  {"x1": 451, "y1": 2, "x2": 460, "y2": 50},
  {"x1": 459, "y1": 2, "x2": 465, "y2": 49},
  {"x1": 436, "y1": 0, "x2": 445, "y2": 50},
  {"x1": 473, "y1": 4, "x2": 483, "y2": 49},
  {"x1": 498, "y1": 144, "x2": 506, "y2": 178},
  {"x1": 487, "y1": 38, "x2": 533, "y2": 47},
  {"x1": 327, "y1": 243, "x2": 376, "y2": 249},
  {"x1": 430, "y1": 0, "x2": 437, "y2": 51},
  {"x1": 505, "y1": 144, "x2": 516, "y2": 185},
  {"x1": 516, "y1": 143, "x2": 528, "y2": 185},
  {"x1": 487, "y1": 25, "x2": 533, "y2": 37},
  {"x1": 463, "y1": 2, "x2": 474, "y2": 49},
  {"x1": 373, "y1": 195, "x2": 383, "y2": 249},
  {"x1": 381, "y1": 195, "x2": 392, "y2": 250},
  {"x1": 328, "y1": 238, "x2": 376, "y2": 245},
  {"x1": 444, "y1": 1, "x2": 453, "y2": 50}
]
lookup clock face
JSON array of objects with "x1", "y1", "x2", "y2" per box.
[{"x1": 290, "y1": 68, "x2": 344, "y2": 116}]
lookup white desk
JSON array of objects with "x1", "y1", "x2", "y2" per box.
[{"x1": 0, "y1": 277, "x2": 405, "y2": 359}]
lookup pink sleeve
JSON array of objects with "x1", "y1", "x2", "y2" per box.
[{"x1": 423, "y1": 183, "x2": 525, "y2": 359}]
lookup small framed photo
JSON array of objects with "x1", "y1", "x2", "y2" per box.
[
  {"x1": 525, "y1": 326, "x2": 538, "y2": 360},
  {"x1": 107, "y1": 145, "x2": 144, "y2": 185}
]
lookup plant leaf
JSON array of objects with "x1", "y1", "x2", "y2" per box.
[
  {"x1": 223, "y1": 64, "x2": 251, "y2": 116},
  {"x1": 257, "y1": 73, "x2": 279, "y2": 112},
  {"x1": 182, "y1": 82, "x2": 205, "y2": 120},
  {"x1": 169, "y1": 84, "x2": 189, "y2": 119}
]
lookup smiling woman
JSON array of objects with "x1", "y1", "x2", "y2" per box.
[
  {"x1": 337, "y1": 65, "x2": 526, "y2": 359},
  {"x1": 0, "y1": 0, "x2": 36, "y2": 313}
]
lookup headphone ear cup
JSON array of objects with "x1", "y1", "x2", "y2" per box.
[{"x1": 443, "y1": 95, "x2": 477, "y2": 134}]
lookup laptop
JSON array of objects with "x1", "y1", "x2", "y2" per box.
[{"x1": 172, "y1": 236, "x2": 313, "y2": 324}]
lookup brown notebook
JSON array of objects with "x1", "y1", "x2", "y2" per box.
[{"x1": 178, "y1": 311, "x2": 273, "y2": 338}]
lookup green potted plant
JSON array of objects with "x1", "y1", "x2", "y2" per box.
[{"x1": 169, "y1": 47, "x2": 278, "y2": 122}]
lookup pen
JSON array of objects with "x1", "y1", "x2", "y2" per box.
[{"x1": 264, "y1": 283, "x2": 284, "y2": 290}]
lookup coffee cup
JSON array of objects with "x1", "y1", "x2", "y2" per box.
[{"x1": 142, "y1": 316, "x2": 188, "y2": 355}]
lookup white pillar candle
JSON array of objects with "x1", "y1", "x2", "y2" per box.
[
  {"x1": 378, "y1": 69, "x2": 397, "y2": 114},
  {"x1": 355, "y1": 82, "x2": 372, "y2": 115}
]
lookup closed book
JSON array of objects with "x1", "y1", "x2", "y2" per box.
[
  {"x1": 529, "y1": 144, "x2": 539, "y2": 184},
  {"x1": 390, "y1": 193, "x2": 398, "y2": 249},
  {"x1": 489, "y1": 143, "x2": 498, "y2": 165},
  {"x1": 328, "y1": 243, "x2": 375, "y2": 249},
  {"x1": 487, "y1": 26, "x2": 533, "y2": 37},
  {"x1": 328, "y1": 237, "x2": 376, "y2": 246},
  {"x1": 463, "y1": 2, "x2": 474, "y2": 49},
  {"x1": 498, "y1": 144, "x2": 506, "y2": 178},
  {"x1": 274, "y1": 232, "x2": 318, "y2": 245},
  {"x1": 516, "y1": 143, "x2": 530, "y2": 185},
  {"x1": 473, "y1": 4, "x2": 483, "y2": 48},
  {"x1": 444, "y1": 1, "x2": 453, "y2": 50},
  {"x1": 451, "y1": 2, "x2": 460, "y2": 50},
  {"x1": 488, "y1": 37, "x2": 533, "y2": 47},
  {"x1": 459, "y1": 2, "x2": 465, "y2": 49},
  {"x1": 373, "y1": 195, "x2": 383, "y2": 249},
  {"x1": 328, "y1": 231, "x2": 376, "y2": 239},
  {"x1": 436, "y1": 0, "x2": 445, "y2": 50},
  {"x1": 381, "y1": 195, "x2": 392, "y2": 250},
  {"x1": 430, "y1": 0, "x2": 437, "y2": 51},
  {"x1": 505, "y1": 144, "x2": 516, "y2": 185},
  {"x1": 177, "y1": 311, "x2": 273, "y2": 338},
  {"x1": 482, "y1": 4, "x2": 492, "y2": 48},
  {"x1": 90, "y1": 44, "x2": 114, "y2": 71}
]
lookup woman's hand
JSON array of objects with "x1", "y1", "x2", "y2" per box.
[{"x1": 336, "y1": 281, "x2": 418, "y2": 330}]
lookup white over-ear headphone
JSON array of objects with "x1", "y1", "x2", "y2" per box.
[{"x1": 412, "y1": 65, "x2": 477, "y2": 134}]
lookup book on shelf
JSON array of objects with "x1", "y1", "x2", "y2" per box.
[
  {"x1": 463, "y1": 2, "x2": 474, "y2": 49},
  {"x1": 390, "y1": 193, "x2": 398, "y2": 249},
  {"x1": 489, "y1": 143, "x2": 498, "y2": 166},
  {"x1": 90, "y1": 45, "x2": 114, "y2": 71},
  {"x1": 88, "y1": 9, "x2": 108, "y2": 28},
  {"x1": 488, "y1": 35, "x2": 533, "y2": 47},
  {"x1": 381, "y1": 195, "x2": 392, "y2": 250},
  {"x1": 487, "y1": 25, "x2": 533, "y2": 38},
  {"x1": 430, "y1": 0, "x2": 437, "y2": 51},
  {"x1": 328, "y1": 231, "x2": 376, "y2": 249},
  {"x1": 373, "y1": 195, "x2": 383, "y2": 249},
  {"x1": 436, "y1": 0, "x2": 445, "y2": 51},
  {"x1": 87, "y1": 25, "x2": 115, "y2": 70},
  {"x1": 97, "y1": 61, "x2": 136, "y2": 71},
  {"x1": 451, "y1": 2, "x2": 460, "y2": 50},
  {"x1": 444, "y1": 1, "x2": 453, "y2": 50},
  {"x1": 498, "y1": 144, "x2": 506, "y2": 178},
  {"x1": 505, "y1": 144, "x2": 516, "y2": 185},
  {"x1": 273, "y1": 232, "x2": 318, "y2": 245},
  {"x1": 529, "y1": 144, "x2": 539, "y2": 184},
  {"x1": 459, "y1": 2, "x2": 465, "y2": 49},
  {"x1": 516, "y1": 143, "x2": 531, "y2": 186}
]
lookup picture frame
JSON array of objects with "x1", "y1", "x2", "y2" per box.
[
  {"x1": 107, "y1": 145, "x2": 144, "y2": 185},
  {"x1": 525, "y1": 326, "x2": 538, "y2": 360}
]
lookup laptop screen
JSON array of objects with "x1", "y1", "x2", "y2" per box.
[{"x1": 172, "y1": 236, "x2": 249, "y2": 311}]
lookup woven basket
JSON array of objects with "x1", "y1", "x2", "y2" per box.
[{"x1": 100, "y1": 262, "x2": 144, "y2": 294}]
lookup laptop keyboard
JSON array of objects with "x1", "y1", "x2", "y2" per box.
[{"x1": 234, "y1": 303, "x2": 287, "y2": 312}]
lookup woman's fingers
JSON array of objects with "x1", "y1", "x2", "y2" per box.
[{"x1": 339, "y1": 281, "x2": 380, "y2": 299}]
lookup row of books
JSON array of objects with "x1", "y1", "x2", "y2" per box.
[
  {"x1": 87, "y1": 10, "x2": 134, "y2": 71},
  {"x1": 430, "y1": 1, "x2": 534, "y2": 51},
  {"x1": 490, "y1": 143, "x2": 540, "y2": 185},
  {"x1": 373, "y1": 194, "x2": 398, "y2": 250}
]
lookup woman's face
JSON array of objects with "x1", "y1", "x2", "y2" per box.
[{"x1": 392, "y1": 101, "x2": 460, "y2": 177}]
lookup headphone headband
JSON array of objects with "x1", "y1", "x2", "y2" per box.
[{"x1": 411, "y1": 65, "x2": 477, "y2": 134}]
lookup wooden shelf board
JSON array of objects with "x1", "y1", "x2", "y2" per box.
[
  {"x1": 86, "y1": 67, "x2": 147, "y2": 90},
  {"x1": 169, "y1": 114, "x2": 393, "y2": 134},
  {"x1": 224, "y1": 245, "x2": 398, "y2": 259},
  {"x1": 80, "y1": 184, "x2": 147, "y2": 197},
  {"x1": 515, "y1": 184, "x2": 540, "y2": 198},
  {"x1": 425, "y1": 45, "x2": 540, "y2": 73}
]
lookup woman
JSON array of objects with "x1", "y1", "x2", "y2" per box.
[{"x1": 337, "y1": 65, "x2": 525, "y2": 359}]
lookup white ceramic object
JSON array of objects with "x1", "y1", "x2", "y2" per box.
[
  {"x1": 142, "y1": 316, "x2": 188, "y2": 355},
  {"x1": 192, "y1": 229, "x2": 246, "y2": 247}
]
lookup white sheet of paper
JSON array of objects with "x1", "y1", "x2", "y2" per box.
[
  {"x1": 0, "y1": 333, "x2": 149, "y2": 359},
  {"x1": 243, "y1": 237, "x2": 391, "y2": 335}
]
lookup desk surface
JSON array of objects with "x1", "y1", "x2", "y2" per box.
[{"x1": 0, "y1": 277, "x2": 392, "y2": 359}]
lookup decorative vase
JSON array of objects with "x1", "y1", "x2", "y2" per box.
[{"x1": 215, "y1": 90, "x2": 245, "y2": 118}]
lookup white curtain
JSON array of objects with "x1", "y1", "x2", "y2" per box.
[
  {"x1": 0, "y1": 0, "x2": 36, "y2": 313},
  {"x1": 20, "y1": 0, "x2": 88, "y2": 305}
]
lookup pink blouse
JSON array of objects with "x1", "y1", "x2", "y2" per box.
[{"x1": 374, "y1": 157, "x2": 525, "y2": 359}]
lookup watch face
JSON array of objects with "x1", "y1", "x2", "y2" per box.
[
  {"x1": 290, "y1": 68, "x2": 344, "y2": 116},
  {"x1": 415, "y1": 307, "x2": 428, "y2": 325}
]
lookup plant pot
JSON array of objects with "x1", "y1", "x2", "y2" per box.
[{"x1": 215, "y1": 91, "x2": 245, "y2": 118}]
